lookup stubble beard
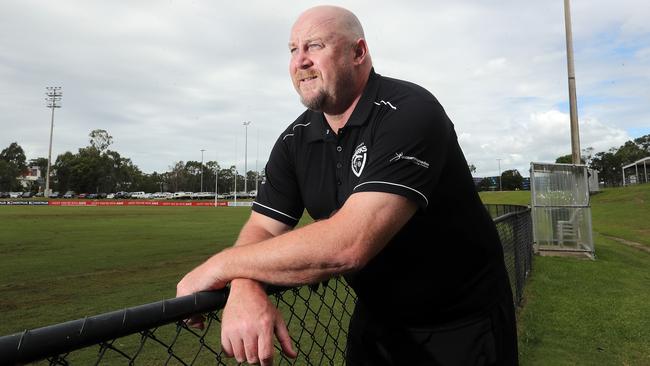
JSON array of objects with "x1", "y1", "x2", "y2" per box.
[{"x1": 299, "y1": 66, "x2": 355, "y2": 114}]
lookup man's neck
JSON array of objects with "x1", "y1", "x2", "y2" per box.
[{"x1": 323, "y1": 92, "x2": 363, "y2": 132}]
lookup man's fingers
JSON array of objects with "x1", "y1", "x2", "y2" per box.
[
  {"x1": 244, "y1": 335, "x2": 260, "y2": 365},
  {"x1": 184, "y1": 315, "x2": 205, "y2": 330},
  {"x1": 258, "y1": 323, "x2": 275, "y2": 366},
  {"x1": 231, "y1": 338, "x2": 246, "y2": 364},
  {"x1": 220, "y1": 334, "x2": 234, "y2": 358},
  {"x1": 275, "y1": 315, "x2": 297, "y2": 358}
]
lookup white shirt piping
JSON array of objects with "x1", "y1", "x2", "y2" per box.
[
  {"x1": 353, "y1": 181, "x2": 429, "y2": 206},
  {"x1": 253, "y1": 202, "x2": 299, "y2": 221},
  {"x1": 282, "y1": 122, "x2": 312, "y2": 141}
]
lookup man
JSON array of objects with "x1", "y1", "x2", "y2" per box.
[{"x1": 177, "y1": 5, "x2": 518, "y2": 365}]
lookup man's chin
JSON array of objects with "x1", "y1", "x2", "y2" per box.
[{"x1": 300, "y1": 94, "x2": 326, "y2": 112}]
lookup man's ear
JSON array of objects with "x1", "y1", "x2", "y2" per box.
[{"x1": 353, "y1": 38, "x2": 368, "y2": 64}]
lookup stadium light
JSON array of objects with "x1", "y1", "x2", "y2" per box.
[
  {"x1": 243, "y1": 121, "x2": 251, "y2": 194},
  {"x1": 255, "y1": 128, "x2": 259, "y2": 193},
  {"x1": 45, "y1": 86, "x2": 62, "y2": 197},
  {"x1": 200, "y1": 149, "x2": 206, "y2": 192},
  {"x1": 564, "y1": 0, "x2": 581, "y2": 164},
  {"x1": 497, "y1": 158, "x2": 502, "y2": 191}
]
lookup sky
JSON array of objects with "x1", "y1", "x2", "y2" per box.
[{"x1": 1, "y1": 0, "x2": 648, "y2": 177}]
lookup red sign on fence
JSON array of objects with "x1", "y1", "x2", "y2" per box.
[{"x1": 46, "y1": 200, "x2": 230, "y2": 207}]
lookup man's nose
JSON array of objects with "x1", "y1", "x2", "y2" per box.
[{"x1": 292, "y1": 50, "x2": 313, "y2": 69}]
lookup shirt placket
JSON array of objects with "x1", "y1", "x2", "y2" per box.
[{"x1": 335, "y1": 128, "x2": 347, "y2": 205}]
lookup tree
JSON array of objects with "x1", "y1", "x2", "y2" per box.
[
  {"x1": 169, "y1": 161, "x2": 187, "y2": 192},
  {"x1": 555, "y1": 153, "x2": 587, "y2": 164},
  {"x1": 30, "y1": 157, "x2": 49, "y2": 177},
  {"x1": 89, "y1": 129, "x2": 113, "y2": 153},
  {"x1": 616, "y1": 140, "x2": 646, "y2": 165},
  {"x1": 468, "y1": 164, "x2": 477, "y2": 174},
  {"x1": 633, "y1": 134, "x2": 650, "y2": 153},
  {"x1": 501, "y1": 169, "x2": 523, "y2": 191},
  {"x1": 590, "y1": 150, "x2": 621, "y2": 187},
  {"x1": 477, "y1": 177, "x2": 496, "y2": 191},
  {"x1": 53, "y1": 151, "x2": 75, "y2": 192},
  {"x1": 555, "y1": 154, "x2": 573, "y2": 164},
  {"x1": 0, "y1": 142, "x2": 27, "y2": 191},
  {"x1": 0, "y1": 160, "x2": 15, "y2": 191}
]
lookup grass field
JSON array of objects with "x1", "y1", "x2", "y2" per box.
[
  {"x1": 482, "y1": 186, "x2": 650, "y2": 365},
  {"x1": 1, "y1": 185, "x2": 649, "y2": 364}
]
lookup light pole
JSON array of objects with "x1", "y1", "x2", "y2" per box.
[
  {"x1": 214, "y1": 162, "x2": 219, "y2": 207},
  {"x1": 564, "y1": 0, "x2": 581, "y2": 164},
  {"x1": 233, "y1": 166, "x2": 238, "y2": 204},
  {"x1": 255, "y1": 128, "x2": 259, "y2": 193},
  {"x1": 243, "y1": 121, "x2": 251, "y2": 194},
  {"x1": 496, "y1": 158, "x2": 502, "y2": 191},
  {"x1": 200, "y1": 149, "x2": 206, "y2": 192},
  {"x1": 45, "y1": 87, "x2": 62, "y2": 197}
]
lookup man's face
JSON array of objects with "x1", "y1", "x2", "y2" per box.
[{"x1": 288, "y1": 15, "x2": 355, "y2": 113}]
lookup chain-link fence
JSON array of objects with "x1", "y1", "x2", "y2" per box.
[
  {"x1": 0, "y1": 204, "x2": 532, "y2": 365},
  {"x1": 492, "y1": 206, "x2": 533, "y2": 305}
]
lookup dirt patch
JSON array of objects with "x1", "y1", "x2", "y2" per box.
[{"x1": 602, "y1": 235, "x2": 650, "y2": 254}]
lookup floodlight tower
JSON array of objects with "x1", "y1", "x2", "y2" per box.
[
  {"x1": 564, "y1": 0, "x2": 581, "y2": 164},
  {"x1": 45, "y1": 87, "x2": 62, "y2": 197},
  {"x1": 497, "y1": 158, "x2": 502, "y2": 191},
  {"x1": 243, "y1": 121, "x2": 251, "y2": 193},
  {"x1": 200, "y1": 149, "x2": 206, "y2": 192},
  {"x1": 255, "y1": 128, "x2": 259, "y2": 193}
]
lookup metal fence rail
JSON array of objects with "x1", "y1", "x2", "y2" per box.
[
  {"x1": 493, "y1": 207, "x2": 533, "y2": 305},
  {"x1": 0, "y1": 204, "x2": 532, "y2": 365}
]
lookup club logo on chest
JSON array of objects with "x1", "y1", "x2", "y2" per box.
[{"x1": 351, "y1": 142, "x2": 368, "y2": 177}]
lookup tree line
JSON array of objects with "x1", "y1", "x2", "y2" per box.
[
  {"x1": 1, "y1": 130, "x2": 648, "y2": 193},
  {"x1": 555, "y1": 134, "x2": 649, "y2": 186},
  {"x1": 0, "y1": 129, "x2": 260, "y2": 194}
]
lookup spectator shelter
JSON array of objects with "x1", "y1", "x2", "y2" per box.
[
  {"x1": 622, "y1": 156, "x2": 650, "y2": 186},
  {"x1": 530, "y1": 162, "x2": 594, "y2": 258}
]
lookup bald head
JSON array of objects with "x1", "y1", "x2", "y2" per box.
[
  {"x1": 293, "y1": 6, "x2": 366, "y2": 44},
  {"x1": 288, "y1": 6, "x2": 372, "y2": 116}
]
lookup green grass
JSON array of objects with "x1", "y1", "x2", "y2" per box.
[
  {"x1": 0, "y1": 206, "x2": 250, "y2": 335},
  {"x1": 590, "y1": 184, "x2": 650, "y2": 246},
  {"x1": 481, "y1": 186, "x2": 650, "y2": 365},
  {"x1": 2, "y1": 185, "x2": 649, "y2": 365}
]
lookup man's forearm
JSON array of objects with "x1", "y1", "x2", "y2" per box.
[
  {"x1": 200, "y1": 192, "x2": 414, "y2": 290},
  {"x1": 228, "y1": 216, "x2": 288, "y2": 290},
  {"x1": 209, "y1": 217, "x2": 352, "y2": 287}
]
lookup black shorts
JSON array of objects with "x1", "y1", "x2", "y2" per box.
[{"x1": 345, "y1": 292, "x2": 519, "y2": 366}]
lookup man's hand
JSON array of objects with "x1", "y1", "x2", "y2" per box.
[
  {"x1": 221, "y1": 279, "x2": 297, "y2": 365},
  {"x1": 176, "y1": 255, "x2": 229, "y2": 329}
]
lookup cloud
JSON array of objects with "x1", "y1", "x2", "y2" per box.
[
  {"x1": 0, "y1": 0, "x2": 648, "y2": 179},
  {"x1": 463, "y1": 109, "x2": 630, "y2": 176}
]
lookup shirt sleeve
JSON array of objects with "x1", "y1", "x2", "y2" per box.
[
  {"x1": 352, "y1": 97, "x2": 453, "y2": 208},
  {"x1": 253, "y1": 131, "x2": 304, "y2": 227}
]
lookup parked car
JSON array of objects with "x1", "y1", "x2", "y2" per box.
[
  {"x1": 130, "y1": 191, "x2": 146, "y2": 199},
  {"x1": 49, "y1": 191, "x2": 60, "y2": 198},
  {"x1": 87, "y1": 193, "x2": 98, "y2": 199},
  {"x1": 171, "y1": 192, "x2": 192, "y2": 200},
  {"x1": 191, "y1": 192, "x2": 215, "y2": 200},
  {"x1": 9, "y1": 192, "x2": 22, "y2": 198},
  {"x1": 21, "y1": 192, "x2": 33, "y2": 198},
  {"x1": 106, "y1": 193, "x2": 115, "y2": 199},
  {"x1": 113, "y1": 191, "x2": 130, "y2": 199},
  {"x1": 63, "y1": 191, "x2": 75, "y2": 198},
  {"x1": 0, "y1": 192, "x2": 9, "y2": 198}
]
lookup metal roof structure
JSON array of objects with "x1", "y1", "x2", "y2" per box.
[{"x1": 622, "y1": 156, "x2": 650, "y2": 186}]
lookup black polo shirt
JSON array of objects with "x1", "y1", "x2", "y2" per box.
[{"x1": 254, "y1": 69, "x2": 509, "y2": 326}]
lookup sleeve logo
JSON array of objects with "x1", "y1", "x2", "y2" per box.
[
  {"x1": 351, "y1": 143, "x2": 368, "y2": 177},
  {"x1": 389, "y1": 152, "x2": 430, "y2": 168}
]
